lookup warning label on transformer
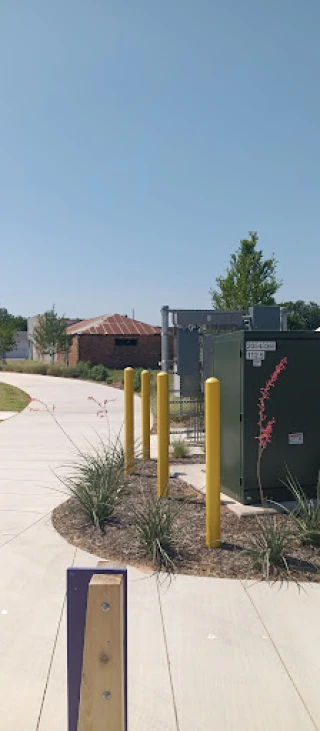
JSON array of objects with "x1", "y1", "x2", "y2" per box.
[{"x1": 288, "y1": 433, "x2": 303, "y2": 445}]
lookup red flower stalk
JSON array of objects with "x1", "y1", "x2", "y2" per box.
[
  {"x1": 87, "y1": 394, "x2": 116, "y2": 418},
  {"x1": 257, "y1": 416, "x2": 276, "y2": 452},
  {"x1": 256, "y1": 357, "x2": 287, "y2": 504}
]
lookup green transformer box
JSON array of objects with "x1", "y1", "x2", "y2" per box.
[{"x1": 212, "y1": 331, "x2": 320, "y2": 504}]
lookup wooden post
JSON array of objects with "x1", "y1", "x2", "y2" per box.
[{"x1": 77, "y1": 574, "x2": 125, "y2": 731}]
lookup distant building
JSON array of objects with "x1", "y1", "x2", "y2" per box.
[
  {"x1": 5, "y1": 331, "x2": 28, "y2": 360},
  {"x1": 59, "y1": 313, "x2": 169, "y2": 370}
]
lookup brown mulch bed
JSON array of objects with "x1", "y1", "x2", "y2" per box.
[
  {"x1": 169, "y1": 454, "x2": 205, "y2": 464},
  {"x1": 52, "y1": 461, "x2": 320, "y2": 582}
]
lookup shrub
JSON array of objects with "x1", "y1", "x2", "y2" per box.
[
  {"x1": 0, "y1": 358, "x2": 112, "y2": 382},
  {"x1": 0, "y1": 361, "x2": 48, "y2": 375},
  {"x1": 171, "y1": 440, "x2": 190, "y2": 459},
  {"x1": 64, "y1": 366, "x2": 80, "y2": 378},
  {"x1": 133, "y1": 368, "x2": 143, "y2": 392},
  {"x1": 73, "y1": 361, "x2": 92, "y2": 378},
  {"x1": 25, "y1": 362, "x2": 48, "y2": 375},
  {"x1": 283, "y1": 469, "x2": 320, "y2": 547},
  {"x1": 134, "y1": 496, "x2": 178, "y2": 572},
  {"x1": 90, "y1": 364, "x2": 109, "y2": 381},
  {"x1": 243, "y1": 516, "x2": 294, "y2": 581},
  {"x1": 0, "y1": 362, "x2": 23, "y2": 373},
  {"x1": 46, "y1": 364, "x2": 68, "y2": 377},
  {"x1": 63, "y1": 438, "x2": 126, "y2": 530}
]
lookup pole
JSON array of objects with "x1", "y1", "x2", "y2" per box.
[
  {"x1": 205, "y1": 377, "x2": 220, "y2": 547},
  {"x1": 161, "y1": 305, "x2": 169, "y2": 372},
  {"x1": 124, "y1": 367, "x2": 134, "y2": 474},
  {"x1": 141, "y1": 370, "x2": 150, "y2": 460},
  {"x1": 157, "y1": 371, "x2": 169, "y2": 497},
  {"x1": 280, "y1": 307, "x2": 288, "y2": 331}
]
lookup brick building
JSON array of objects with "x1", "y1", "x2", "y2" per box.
[{"x1": 62, "y1": 314, "x2": 169, "y2": 370}]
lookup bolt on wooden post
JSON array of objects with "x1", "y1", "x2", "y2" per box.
[
  {"x1": 205, "y1": 377, "x2": 221, "y2": 548},
  {"x1": 124, "y1": 367, "x2": 134, "y2": 474},
  {"x1": 141, "y1": 370, "x2": 150, "y2": 460},
  {"x1": 157, "y1": 371, "x2": 169, "y2": 497}
]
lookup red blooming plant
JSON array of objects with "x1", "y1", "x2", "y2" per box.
[
  {"x1": 256, "y1": 357, "x2": 288, "y2": 505},
  {"x1": 87, "y1": 395, "x2": 116, "y2": 418}
]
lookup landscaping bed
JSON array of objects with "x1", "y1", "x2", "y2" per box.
[
  {"x1": 52, "y1": 460, "x2": 320, "y2": 582},
  {"x1": 169, "y1": 453, "x2": 205, "y2": 464}
]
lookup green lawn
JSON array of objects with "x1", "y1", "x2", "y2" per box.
[{"x1": 0, "y1": 383, "x2": 30, "y2": 411}]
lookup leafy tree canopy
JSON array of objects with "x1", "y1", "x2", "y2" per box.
[
  {"x1": 0, "y1": 308, "x2": 18, "y2": 361},
  {"x1": 210, "y1": 232, "x2": 282, "y2": 310},
  {"x1": 33, "y1": 306, "x2": 71, "y2": 362},
  {"x1": 12, "y1": 315, "x2": 27, "y2": 331},
  {"x1": 281, "y1": 300, "x2": 320, "y2": 331}
]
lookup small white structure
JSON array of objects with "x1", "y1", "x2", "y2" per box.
[
  {"x1": 27, "y1": 314, "x2": 82, "y2": 361},
  {"x1": 27, "y1": 315, "x2": 43, "y2": 360}
]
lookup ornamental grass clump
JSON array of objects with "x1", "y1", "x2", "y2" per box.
[
  {"x1": 171, "y1": 440, "x2": 190, "y2": 459},
  {"x1": 63, "y1": 438, "x2": 126, "y2": 530},
  {"x1": 243, "y1": 516, "x2": 295, "y2": 581},
  {"x1": 282, "y1": 468, "x2": 320, "y2": 548},
  {"x1": 134, "y1": 496, "x2": 178, "y2": 572}
]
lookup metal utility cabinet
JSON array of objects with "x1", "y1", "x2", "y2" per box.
[{"x1": 213, "y1": 331, "x2": 320, "y2": 504}]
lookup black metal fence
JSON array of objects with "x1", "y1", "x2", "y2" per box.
[{"x1": 169, "y1": 391, "x2": 204, "y2": 444}]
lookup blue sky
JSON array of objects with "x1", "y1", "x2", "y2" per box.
[{"x1": 1, "y1": 1, "x2": 319, "y2": 325}]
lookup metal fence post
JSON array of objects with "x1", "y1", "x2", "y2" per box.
[
  {"x1": 124, "y1": 367, "x2": 134, "y2": 474},
  {"x1": 157, "y1": 371, "x2": 169, "y2": 497},
  {"x1": 161, "y1": 305, "x2": 170, "y2": 372},
  {"x1": 205, "y1": 377, "x2": 221, "y2": 547}
]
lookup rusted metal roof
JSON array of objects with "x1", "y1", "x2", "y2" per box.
[{"x1": 66, "y1": 314, "x2": 161, "y2": 336}]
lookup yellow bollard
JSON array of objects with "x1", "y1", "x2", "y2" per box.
[
  {"x1": 157, "y1": 371, "x2": 169, "y2": 497},
  {"x1": 205, "y1": 377, "x2": 221, "y2": 548},
  {"x1": 141, "y1": 370, "x2": 150, "y2": 461},
  {"x1": 124, "y1": 367, "x2": 134, "y2": 474}
]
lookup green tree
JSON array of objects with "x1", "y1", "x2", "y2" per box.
[
  {"x1": 12, "y1": 315, "x2": 27, "y2": 331},
  {"x1": 33, "y1": 306, "x2": 71, "y2": 363},
  {"x1": 210, "y1": 232, "x2": 281, "y2": 310},
  {"x1": 0, "y1": 309, "x2": 18, "y2": 362},
  {"x1": 281, "y1": 300, "x2": 320, "y2": 331}
]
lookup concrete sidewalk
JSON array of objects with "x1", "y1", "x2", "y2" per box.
[
  {"x1": 0, "y1": 410, "x2": 18, "y2": 421},
  {"x1": 0, "y1": 373, "x2": 319, "y2": 730}
]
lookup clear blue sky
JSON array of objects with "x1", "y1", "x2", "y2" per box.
[{"x1": 1, "y1": 1, "x2": 319, "y2": 325}]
